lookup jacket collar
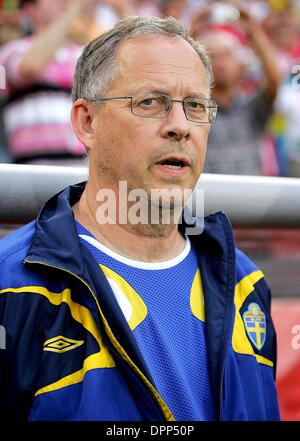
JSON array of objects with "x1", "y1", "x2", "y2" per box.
[
  {"x1": 26, "y1": 183, "x2": 236, "y2": 418},
  {"x1": 27, "y1": 182, "x2": 87, "y2": 275}
]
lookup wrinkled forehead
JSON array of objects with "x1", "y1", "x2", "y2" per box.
[
  {"x1": 116, "y1": 35, "x2": 206, "y2": 75},
  {"x1": 110, "y1": 35, "x2": 210, "y2": 96}
]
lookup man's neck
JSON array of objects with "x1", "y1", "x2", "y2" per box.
[{"x1": 72, "y1": 182, "x2": 187, "y2": 263}]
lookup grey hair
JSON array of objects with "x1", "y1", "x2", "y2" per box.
[{"x1": 72, "y1": 16, "x2": 213, "y2": 102}]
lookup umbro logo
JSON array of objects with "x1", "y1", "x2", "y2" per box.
[{"x1": 43, "y1": 335, "x2": 84, "y2": 353}]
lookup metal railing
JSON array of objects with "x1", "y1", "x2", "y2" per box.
[{"x1": 0, "y1": 163, "x2": 300, "y2": 227}]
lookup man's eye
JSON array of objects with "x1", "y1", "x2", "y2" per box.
[
  {"x1": 137, "y1": 96, "x2": 164, "y2": 107},
  {"x1": 141, "y1": 98, "x2": 154, "y2": 106},
  {"x1": 187, "y1": 100, "x2": 206, "y2": 111}
]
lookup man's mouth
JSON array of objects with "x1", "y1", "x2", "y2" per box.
[
  {"x1": 156, "y1": 156, "x2": 191, "y2": 169},
  {"x1": 152, "y1": 155, "x2": 191, "y2": 177}
]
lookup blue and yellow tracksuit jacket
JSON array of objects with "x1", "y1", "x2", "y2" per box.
[{"x1": 0, "y1": 183, "x2": 280, "y2": 421}]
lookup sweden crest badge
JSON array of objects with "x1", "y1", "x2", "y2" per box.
[{"x1": 243, "y1": 302, "x2": 266, "y2": 350}]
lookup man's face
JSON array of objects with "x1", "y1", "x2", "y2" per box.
[{"x1": 89, "y1": 36, "x2": 211, "y2": 199}]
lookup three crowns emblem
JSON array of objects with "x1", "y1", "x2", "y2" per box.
[{"x1": 243, "y1": 303, "x2": 266, "y2": 351}]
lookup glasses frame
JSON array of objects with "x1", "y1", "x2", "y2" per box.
[{"x1": 88, "y1": 93, "x2": 218, "y2": 124}]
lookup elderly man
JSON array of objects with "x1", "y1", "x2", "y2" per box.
[{"x1": 0, "y1": 16, "x2": 279, "y2": 421}]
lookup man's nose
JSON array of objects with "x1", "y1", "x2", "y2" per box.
[{"x1": 160, "y1": 101, "x2": 191, "y2": 142}]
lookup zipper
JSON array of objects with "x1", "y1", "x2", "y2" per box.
[
  {"x1": 218, "y1": 212, "x2": 236, "y2": 421},
  {"x1": 23, "y1": 258, "x2": 175, "y2": 422},
  {"x1": 218, "y1": 332, "x2": 230, "y2": 420}
]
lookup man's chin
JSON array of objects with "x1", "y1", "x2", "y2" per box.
[{"x1": 148, "y1": 186, "x2": 193, "y2": 211}]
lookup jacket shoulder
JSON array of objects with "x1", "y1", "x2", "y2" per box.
[
  {"x1": 235, "y1": 248, "x2": 262, "y2": 282},
  {"x1": 234, "y1": 247, "x2": 270, "y2": 306},
  {"x1": 0, "y1": 222, "x2": 35, "y2": 262},
  {"x1": 0, "y1": 222, "x2": 35, "y2": 288}
]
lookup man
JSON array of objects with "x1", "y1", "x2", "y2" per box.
[{"x1": 0, "y1": 16, "x2": 280, "y2": 421}]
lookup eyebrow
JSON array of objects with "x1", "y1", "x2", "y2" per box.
[{"x1": 133, "y1": 88, "x2": 209, "y2": 100}]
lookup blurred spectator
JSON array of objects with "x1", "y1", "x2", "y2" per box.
[
  {"x1": 263, "y1": 2, "x2": 300, "y2": 176},
  {"x1": 0, "y1": 0, "x2": 102, "y2": 165},
  {"x1": 0, "y1": 0, "x2": 24, "y2": 46},
  {"x1": 264, "y1": 4, "x2": 300, "y2": 72},
  {"x1": 192, "y1": 4, "x2": 283, "y2": 175},
  {"x1": 0, "y1": 1, "x2": 21, "y2": 162},
  {"x1": 270, "y1": 70, "x2": 300, "y2": 177}
]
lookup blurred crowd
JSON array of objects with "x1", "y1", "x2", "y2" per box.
[{"x1": 0, "y1": 0, "x2": 299, "y2": 175}]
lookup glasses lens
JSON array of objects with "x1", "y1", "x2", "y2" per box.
[
  {"x1": 131, "y1": 94, "x2": 169, "y2": 118},
  {"x1": 130, "y1": 94, "x2": 217, "y2": 122},
  {"x1": 184, "y1": 98, "x2": 217, "y2": 123},
  {"x1": 208, "y1": 105, "x2": 218, "y2": 123}
]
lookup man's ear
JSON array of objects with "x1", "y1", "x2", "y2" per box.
[{"x1": 71, "y1": 99, "x2": 96, "y2": 151}]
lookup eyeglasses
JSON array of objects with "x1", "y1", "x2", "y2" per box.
[{"x1": 88, "y1": 93, "x2": 218, "y2": 124}]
